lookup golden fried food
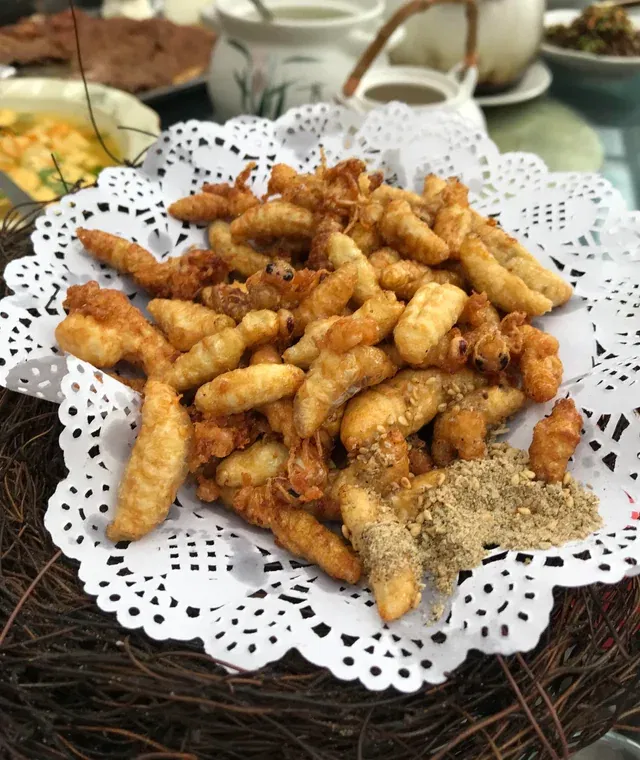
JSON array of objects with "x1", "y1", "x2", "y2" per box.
[
  {"x1": 340, "y1": 367, "x2": 487, "y2": 451},
  {"x1": 327, "y1": 232, "x2": 382, "y2": 305},
  {"x1": 339, "y1": 484, "x2": 422, "y2": 621},
  {"x1": 294, "y1": 345, "x2": 395, "y2": 438},
  {"x1": 230, "y1": 201, "x2": 316, "y2": 242},
  {"x1": 189, "y1": 412, "x2": 266, "y2": 471},
  {"x1": 415, "y1": 328, "x2": 468, "y2": 373},
  {"x1": 196, "y1": 364, "x2": 305, "y2": 416},
  {"x1": 459, "y1": 236, "x2": 552, "y2": 317},
  {"x1": 433, "y1": 204, "x2": 474, "y2": 255},
  {"x1": 233, "y1": 484, "x2": 362, "y2": 583},
  {"x1": 369, "y1": 247, "x2": 401, "y2": 275},
  {"x1": 407, "y1": 434, "x2": 434, "y2": 476},
  {"x1": 431, "y1": 386, "x2": 526, "y2": 466},
  {"x1": 476, "y1": 222, "x2": 573, "y2": 307},
  {"x1": 293, "y1": 262, "x2": 357, "y2": 335},
  {"x1": 308, "y1": 215, "x2": 343, "y2": 270},
  {"x1": 282, "y1": 316, "x2": 340, "y2": 369},
  {"x1": 215, "y1": 439, "x2": 289, "y2": 487},
  {"x1": 76, "y1": 228, "x2": 228, "y2": 300},
  {"x1": 379, "y1": 258, "x2": 464, "y2": 300},
  {"x1": 394, "y1": 282, "x2": 468, "y2": 365},
  {"x1": 371, "y1": 184, "x2": 432, "y2": 219},
  {"x1": 422, "y1": 174, "x2": 469, "y2": 216},
  {"x1": 348, "y1": 219, "x2": 383, "y2": 256},
  {"x1": 208, "y1": 220, "x2": 270, "y2": 277},
  {"x1": 458, "y1": 292, "x2": 514, "y2": 374},
  {"x1": 344, "y1": 427, "x2": 410, "y2": 495},
  {"x1": 529, "y1": 398, "x2": 582, "y2": 483},
  {"x1": 56, "y1": 281, "x2": 177, "y2": 378},
  {"x1": 106, "y1": 380, "x2": 192, "y2": 542},
  {"x1": 147, "y1": 299, "x2": 235, "y2": 351},
  {"x1": 379, "y1": 199, "x2": 450, "y2": 266},
  {"x1": 517, "y1": 325, "x2": 563, "y2": 403},
  {"x1": 163, "y1": 309, "x2": 279, "y2": 391},
  {"x1": 389, "y1": 470, "x2": 446, "y2": 523}
]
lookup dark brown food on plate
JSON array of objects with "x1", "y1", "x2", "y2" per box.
[
  {"x1": 546, "y1": 3, "x2": 640, "y2": 57},
  {"x1": 0, "y1": 9, "x2": 216, "y2": 94}
]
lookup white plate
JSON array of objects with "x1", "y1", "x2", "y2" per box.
[
  {"x1": 475, "y1": 60, "x2": 552, "y2": 107},
  {"x1": 542, "y1": 8, "x2": 640, "y2": 78}
]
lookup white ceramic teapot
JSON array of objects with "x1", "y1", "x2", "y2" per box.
[{"x1": 206, "y1": 0, "x2": 405, "y2": 122}]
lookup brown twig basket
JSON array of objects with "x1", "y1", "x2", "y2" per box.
[{"x1": 0, "y1": 221, "x2": 639, "y2": 759}]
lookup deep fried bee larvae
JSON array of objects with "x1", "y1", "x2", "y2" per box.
[
  {"x1": 76, "y1": 228, "x2": 228, "y2": 300},
  {"x1": 106, "y1": 380, "x2": 192, "y2": 542},
  {"x1": 516, "y1": 325, "x2": 563, "y2": 403},
  {"x1": 379, "y1": 258, "x2": 463, "y2": 300},
  {"x1": 529, "y1": 398, "x2": 582, "y2": 483},
  {"x1": 458, "y1": 292, "x2": 511, "y2": 374},
  {"x1": 163, "y1": 309, "x2": 280, "y2": 391},
  {"x1": 339, "y1": 484, "x2": 422, "y2": 622},
  {"x1": 394, "y1": 282, "x2": 468, "y2": 365},
  {"x1": 433, "y1": 204, "x2": 474, "y2": 255},
  {"x1": 327, "y1": 232, "x2": 382, "y2": 305},
  {"x1": 230, "y1": 201, "x2": 316, "y2": 242},
  {"x1": 389, "y1": 470, "x2": 447, "y2": 523},
  {"x1": 369, "y1": 247, "x2": 401, "y2": 276},
  {"x1": 215, "y1": 439, "x2": 289, "y2": 488},
  {"x1": 379, "y1": 200, "x2": 450, "y2": 266},
  {"x1": 371, "y1": 184, "x2": 432, "y2": 219},
  {"x1": 431, "y1": 386, "x2": 526, "y2": 467},
  {"x1": 56, "y1": 281, "x2": 177, "y2": 378},
  {"x1": 414, "y1": 328, "x2": 468, "y2": 373},
  {"x1": 308, "y1": 215, "x2": 343, "y2": 270},
  {"x1": 232, "y1": 483, "x2": 362, "y2": 583},
  {"x1": 148, "y1": 299, "x2": 235, "y2": 351},
  {"x1": 196, "y1": 364, "x2": 305, "y2": 416},
  {"x1": 189, "y1": 411, "x2": 267, "y2": 471},
  {"x1": 294, "y1": 345, "x2": 395, "y2": 438},
  {"x1": 348, "y1": 220, "x2": 383, "y2": 256},
  {"x1": 421, "y1": 174, "x2": 469, "y2": 216},
  {"x1": 407, "y1": 434, "x2": 434, "y2": 476},
  {"x1": 208, "y1": 220, "x2": 270, "y2": 277},
  {"x1": 293, "y1": 262, "x2": 358, "y2": 335},
  {"x1": 459, "y1": 235, "x2": 553, "y2": 317},
  {"x1": 340, "y1": 367, "x2": 487, "y2": 452}
]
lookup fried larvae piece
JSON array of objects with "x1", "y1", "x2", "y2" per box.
[
  {"x1": 407, "y1": 435, "x2": 434, "y2": 476},
  {"x1": 56, "y1": 281, "x2": 177, "y2": 377},
  {"x1": 348, "y1": 219, "x2": 383, "y2": 256},
  {"x1": 379, "y1": 199, "x2": 450, "y2": 265},
  {"x1": 433, "y1": 203, "x2": 474, "y2": 254},
  {"x1": 394, "y1": 282, "x2": 468, "y2": 365},
  {"x1": 293, "y1": 262, "x2": 358, "y2": 335},
  {"x1": 233, "y1": 485, "x2": 362, "y2": 583},
  {"x1": 476, "y1": 221, "x2": 573, "y2": 307},
  {"x1": 76, "y1": 228, "x2": 228, "y2": 300},
  {"x1": 196, "y1": 364, "x2": 305, "y2": 415},
  {"x1": 216, "y1": 439, "x2": 289, "y2": 487},
  {"x1": 529, "y1": 398, "x2": 582, "y2": 483},
  {"x1": 106, "y1": 380, "x2": 192, "y2": 541},
  {"x1": 208, "y1": 220, "x2": 270, "y2": 277},
  {"x1": 308, "y1": 215, "x2": 343, "y2": 271},
  {"x1": 339, "y1": 484, "x2": 422, "y2": 621},
  {"x1": 431, "y1": 386, "x2": 526, "y2": 466},
  {"x1": 327, "y1": 232, "x2": 381, "y2": 305},
  {"x1": 517, "y1": 325, "x2": 563, "y2": 403},
  {"x1": 379, "y1": 258, "x2": 463, "y2": 300},
  {"x1": 414, "y1": 328, "x2": 468, "y2": 373},
  {"x1": 294, "y1": 345, "x2": 395, "y2": 438},
  {"x1": 148, "y1": 299, "x2": 235, "y2": 351},
  {"x1": 163, "y1": 309, "x2": 280, "y2": 391},
  {"x1": 369, "y1": 247, "x2": 401, "y2": 276},
  {"x1": 459, "y1": 235, "x2": 552, "y2": 317},
  {"x1": 422, "y1": 174, "x2": 469, "y2": 216},
  {"x1": 340, "y1": 367, "x2": 487, "y2": 451},
  {"x1": 189, "y1": 412, "x2": 266, "y2": 469},
  {"x1": 337, "y1": 427, "x2": 411, "y2": 496},
  {"x1": 230, "y1": 201, "x2": 316, "y2": 242},
  {"x1": 390, "y1": 470, "x2": 446, "y2": 523}
]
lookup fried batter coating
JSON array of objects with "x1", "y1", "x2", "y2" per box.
[
  {"x1": 76, "y1": 228, "x2": 228, "y2": 300},
  {"x1": 57, "y1": 281, "x2": 177, "y2": 377},
  {"x1": 147, "y1": 299, "x2": 235, "y2": 351},
  {"x1": 308, "y1": 215, "x2": 343, "y2": 270},
  {"x1": 407, "y1": 434, "x2": 434, "y2": 476},
  {"x1": 339, "y1": 484, "x2": 422, "y2": 621},
  {"x1": 230, "y1": 201, "x2": 316, "y2": 242},
  {"x1": 379, "y1": 258, "x2": 463, "y2": 300},
  {"x1": 458, "y1": 292, "x2": 515, "y2": 374},
  {"x1": 394, "y1": 282, "x2": 468, "y2": 365},
  {"x1": 414, "y1": 328, "x2": 468, "y2": 373},
  {"x1": 348, "y1": 219, "x2": 383, "y2": 256},
  {"x1": 433, "y1": 204, "x2": 474, "y2": 255},
  {"x1": 208, "y1": 220, "x2": 270, "y2": 277},
  {"x1": 216, "y1": 439, "x2": 289, "y2": 487},
  {"x1": 421, "y1": 174, "x2": 469, "y2": 216},
  {"x1": 232, "y1": 484, "x2": 362, "y2": 583},
  {"x1": 529, "y1": 398, "x2": 582, "y2": 483},
  {"x1": 379, "y1": 200, "x2": 450, "y2": 266},
  {"x1": 369, "y1": 247, "x2": 401, "y2": 275},
  {"x1": 339, "y1": 427, "x2": 411, "y2": 495},
  {"x1": 294, "y1": 345, "x2": 395, "y2": 438},
  {"x1": 389, "y1": 470, "x2": 447, "y2": 523},
  {"x1": 459, "y1": 236, "x2": 552, "y2": 317},
  {"x1": 106, "y1": 380, "x2": 192, "y2": 542},
  {"x1": 196, "y1": 364, "x2": 305, "y2": 415},
  {"x1": 189, "y1": 412, "x2": 266, "y2": 471},
  {"x1": 293, "y1": 262, "x2": 357, "y2": 335},
  {"x1": 371, "y1": 184, "x2": 432, "y2": 217},
  {"x1": 517, "y1": 325, "x2": 563, "y2": 403},
  {"x1": 431, "y1": 386, "x2": 526, "y2": 466},
  {"x1": 163, "y1": 309, "x2": 279, "y2": 391},
  {"x1": 282, "y1": 316, "x2": 340, "y2": 369},
  {"x1": 327, "y1": 232, "x2": 382, "y2": 305},
  {"x1": 476, "y1": 221, "x2": 573, "y2": 307},
  {"x1": 340, "y1": 367, "x2": 487, "y2": 451}
]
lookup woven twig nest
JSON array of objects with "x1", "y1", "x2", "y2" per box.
[{"x1": 1, "y1": 222, "x2": 639, "y2": 760}]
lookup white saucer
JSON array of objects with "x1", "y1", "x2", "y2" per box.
[
  {"x1": 541, "y1": 9, "x2": 640, "y2": 78},
  {"x1": 475, "y1": 60, "x2": 553, "y2": 108}
]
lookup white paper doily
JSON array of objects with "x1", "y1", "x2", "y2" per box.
[{"x1": 1, "y1": 103, "x2": 639, "y2": 692}]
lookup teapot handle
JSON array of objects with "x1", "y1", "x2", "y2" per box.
[{"x1": 342, "y1": 0, "x2": 478, "y2": 98}]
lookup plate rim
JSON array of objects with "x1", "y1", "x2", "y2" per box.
[{"x1": 475, "y1": 60, "x2": 552, "y2": 108}]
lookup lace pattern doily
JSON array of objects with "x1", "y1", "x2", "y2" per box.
[{"x1": 1, "y1": 104, "x2": 638, "y2": 692}]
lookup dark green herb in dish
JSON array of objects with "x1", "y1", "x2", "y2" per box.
[{"x1": 546, "y1": 3, "x2": 640, "y2": 56}]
